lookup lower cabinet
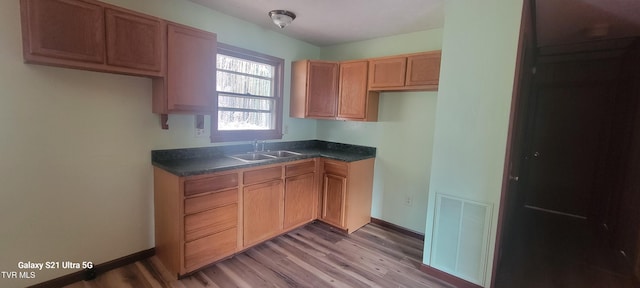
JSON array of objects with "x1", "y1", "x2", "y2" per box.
[
  {"x1": 284, "y1": 160, "x2": 317, "y2": 229},
  {"x1": 319, "y1": 158, "x2": 376, "y2": 233},
  {"x1": 153, "y1": 157, "x2": 374, "y2": 278},
  {"x1": 243, "y1": 179, "x2": 283, "y2": 247},
  {"x1": 153, "y1": 159, "x2": 319, "y2": 279},
  {"x1": 154, "y1": 168, "x2": 240, "y2": 277},
  {"x1": 322, "y1": 173, "x2": 347, "y2": 227},
  {"x1": 184, "y1": 227, "x2": 237, "y2": 271}
]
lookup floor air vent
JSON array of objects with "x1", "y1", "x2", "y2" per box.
[{"x1": 431, "y1": 194, "x2": 492, "y2": 285}]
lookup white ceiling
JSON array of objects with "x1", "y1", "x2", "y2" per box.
[
  {"x1": 536, "y1": 0, "x2": 640, "y2": 47},
  {"x1": 189, "y1": 0, "x2": 445, "y2": 47},
  {"x1": 189, "y1": 0, "x2": 640, "y2": 49}
]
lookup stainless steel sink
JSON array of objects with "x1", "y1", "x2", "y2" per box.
[
  {"x1": 228, "y1": 150, "x2": 302, "y2": 162},
  {"x1": 228, "y1": 152, "x2": 276, "y2": 162},
  {"x1": 262, "y1": 150, "x2": 302, "y2": 158}
]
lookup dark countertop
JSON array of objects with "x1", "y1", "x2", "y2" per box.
[{"x1": 152, "y1": 140, "x2": 376, "y2": 177}]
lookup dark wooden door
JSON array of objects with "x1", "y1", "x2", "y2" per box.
[{"x1": 523, "y1": 81, "x2": 610, "y2": 217}]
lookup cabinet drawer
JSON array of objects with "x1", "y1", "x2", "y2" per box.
[
  {"x1": 184, "y1": 188, "x2": 237, "y2": 215},
  {"x1": 184, "y1": 227, "x2": 236, "y2": 270},
  {"x1": 184, "y1": 173, "x2": 238, "y2": 196},
  {"x1": 184, "y1": 204, "x2": 237, "y2": 242},
  {"x1": 285, "y1": 160, "x2": 315, "y2": 177},
  {"x1": 324, "y1": 161, "x2": 348, "y2": 177},
  {"x1": 243, "y1": 166, "x2": 282, "y2": 185}
]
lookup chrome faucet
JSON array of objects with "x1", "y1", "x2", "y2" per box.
[{"x1": 252, "y1": 140, "x2": 266, "y2": 152}]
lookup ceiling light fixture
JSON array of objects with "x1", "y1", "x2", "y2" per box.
[{"x1": 268, "y1": 10, "x2": 296, "y2": 29}]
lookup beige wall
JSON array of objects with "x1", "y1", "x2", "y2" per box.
[{"x1": 0, "y1": 0, "x2": 318, "y2": 286}]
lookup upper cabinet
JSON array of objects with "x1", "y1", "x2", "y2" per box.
[
  {"x1": 152, "y1": 23, "x2": 216, "y2": 115},
  {"x1": 20, "y1": 0, "x2": 164, "y2": 77},
  {"x1": 20, "y1": 0, "x2": 219, "y2": 129},
  {"x1": 368, "y1": 51, "x2": 441, "y2": 92},
  {"x1": 290, "y1": 50, "x2": 440, "y2": 122},
  {"x1": 291, "y1": 60, "x2": 378, "y2": 121},
  {"x1": 338, "y1": 60, "x2": 379, "y2": 121},
  {"x1": 405, "y1": 52, "x2": 441, "y2": 87},
  {"x1": 105, "y1": 7, "x2": 164, "y2": 73},
  {"x1": 290, "y1": 60, "x2": 339, "y2": 119},
  {"x1": 368, "y1": 57, "x2": 407, "y2": 89},
  {"x1": 21, "y1": 0, "x2": 105, "y2": 64}
]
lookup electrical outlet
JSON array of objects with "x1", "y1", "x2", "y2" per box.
[
  {"x1": 404, "y1": 195, "x2": 413, "y2": 207},
  {"x1": 195, "y1": 128, "x2": 206, "y2": 137},
  {"x1": 194, "y1": 115, "x2": 206, "y2": 138}
]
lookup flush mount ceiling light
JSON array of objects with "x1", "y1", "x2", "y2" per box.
[{"x1": 268, "y1": 10, "x2": 296, "y2": 29}]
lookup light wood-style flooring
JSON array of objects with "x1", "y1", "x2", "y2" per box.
[{"x1": 63, "y1": 222, "x2": 451, "y2": 288}]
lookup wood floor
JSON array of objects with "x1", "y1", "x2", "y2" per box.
[
  {"x1": 496, "y1": 209, "x2": 639, "y2": 288},
  {"x1": 63, "y1": 222, "x2": 451, "y2": 288}
]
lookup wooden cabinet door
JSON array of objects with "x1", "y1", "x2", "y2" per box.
[
  {"x1": 166, "y1": 23, "x2": 216, "y2": 113},
  {"x1": 368, "y1": 57, "x2": 406, "y2": 88},
  {"x1": 306, "y1": 61, "x2": 339, "y2": 118},
  {"x1": 21, "y1": 0, "x2": 105, "y2": 63},
  {"x1": 105, "y1": 8, "x2": 164, "y2": 73},
  {"x1": 321, "y1": 173, "x2": 347, "y2": 228},
  {"x1": 284, "y1": 173, "x2": 316, "y2": 229},
  {"x1": 338, "y1": 61, "x2": 369, "y2": 120},
  {"x1": 406, "y1": 52, "x2": 441, "y2": 86},
  {"x1": 243, "y1": 180, "x2": 283, "y2": 247}
]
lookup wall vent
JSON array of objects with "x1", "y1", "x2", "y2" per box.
[{"x1": 430, "y1": 193, "x2": 492, "y2": 285}]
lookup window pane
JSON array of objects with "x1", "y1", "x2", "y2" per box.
[
  {"x1": 217, "y1": 54, "x2": 273, "y2": 78},
  {"x1": 218, "y1": 111, "x2": 274, "y2": 130},
  {"x1": 217, "y1": 71, "x2": 273, "y2": 96},
  {"x1": 218, "y1": 95, "x2": 272, "y2": 111},
  {"x1": 213, "y1": 46, "x2": 283, "y2": 141}
]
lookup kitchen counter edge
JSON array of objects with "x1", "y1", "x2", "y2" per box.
[{"x1": 151, "y1": 141, "x2": 376, "y2": 177}]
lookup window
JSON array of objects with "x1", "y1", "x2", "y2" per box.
[{"x1": 212, "y1": 43, "x2": 284, "y2": 142}]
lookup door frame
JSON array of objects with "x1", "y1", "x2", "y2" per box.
[{"x1": 490, "y1": 0, "x2": 535, "y2": 286}]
